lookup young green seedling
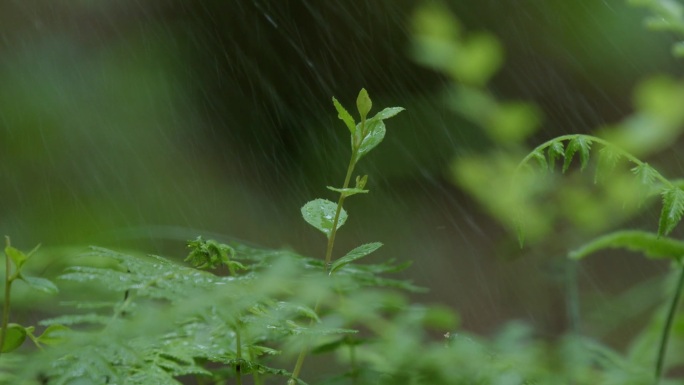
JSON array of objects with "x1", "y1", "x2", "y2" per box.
[{"x1": 291, "y1": 89, "x2": 403, "y2": 384}]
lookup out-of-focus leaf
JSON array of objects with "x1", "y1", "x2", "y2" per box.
[
  {"x1": 569, "y1": 230, "x2": 684, "y2": 261},
  {"x1": 36, "y1": 324, "x2": 70, "y2": 346},
  {"x1": 0, "y1": 323, "x2": 26, "y2": 353},
  {"x1": 20, "y1": 275, "x2": 59, "y2": 294},
  {"x1": 5, "y1": 246, "x2": 27, "y2": 270}
]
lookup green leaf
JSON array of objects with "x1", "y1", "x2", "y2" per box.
[
  {"x1": 631, "y1": 162, "x2": 659, "y2": 186},
  {"x1": 355, "y1": 119, "x2": 386, "y2": 162},
  {"x1": 563, "y1": 136, "x2": 592, "y2": 173},
  {"x1": 355, "y1": 175, "x2": 368, "y2": 189},
  {"x1": 326, "y1": 186, "x2": 369, "y2": 197},
  {"x1": 332, "y1": 96, "x2": 356, "y2": 135},
  {"x1": 330, "y1": 242, "x2": 383, "y2": 274},
  {"x1": 301, "y1": 199, "x2": 348, "y2": 238},
  {"x1": 249, "y1": 345, "x2": 280, "y2": 357},
  {"x1": 1, "y1": 323, "x2": 27, "y2": 353},
  {"x1": 569, "y1": 230, "x2": 684, "y2": 261},
  {"x1": 371, "y1": 106, "x2": 405, "y2": 121},
  {"x1": 576, "y1": 137, "x2": 592, "y2": 171},
  {"x1": 659, "y1": 187, "x2": 684, "y2": 237},
  {"x1": 352, "y1": 106, "x2": 403, "y2": 161},
  {"x1": 36, "y1": 324, "x2": 70, "y2": 346},
  {"x1": 356, "y1": 88, "x2": 372, "y2": 121},
  {"x1": 20, "y1": 275, "x2": 59, "y2": 294},
  {"x1": 548, "y1": 141, "x2": 564, "y2": 171},
  {"x1": 531, "y1": 150, "x2": 547, "y2": 171},
  {"x1": 4, "y1": 246, "x2": 28, "y2": 270}
]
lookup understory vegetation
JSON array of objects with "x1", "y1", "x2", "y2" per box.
[{"x1": 4, "y1": 1, "x2": 684, "y2": 384}]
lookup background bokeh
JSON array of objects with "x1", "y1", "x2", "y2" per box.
[{"x1": 2, "y1": 0, "x2": 683, "y2": 341}]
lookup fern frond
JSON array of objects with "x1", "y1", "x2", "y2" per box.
[
  {"x1": 569, "y1": 230, "x2": 684, "y2": 261},
  {"x1": 61, "y1": 247, "x2": 231, "y2": 301},
  {"x1": 631, "y1": 163, "x2": 660, "y2": 186},
  {"x1": 659, "y1": 187, "x2": 684, "y2": 236},
  {"x1": 531, "y1": 150, "x2": 547, "y2": 172},
  {"x1": 563, "y1": 136, "x2": 592, "y2": 172},
  {"x1": 39, "y1": 313, "x2": 111, "y2": 327},
  {"x1": 548, "y1": 141, "x2": 565, "y2": 171}
]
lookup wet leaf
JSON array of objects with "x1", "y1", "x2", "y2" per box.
[
  {"x1": 355, "y1": 119, "x2": 386, "y2": 162},
  {"x1": 372, "y1": 106, "x2": 405, "y2": 121},
  {"x1": 301, "y1": 199, "x2": 347, "y2": 238},
  {"x1": 331, "y1": 242, "x2": 383, "y2": 274},
  {"x1": 21, "y1": 275, "x2": 59, "y2": 294},
  {"x1": 326, "y1": 186, "x2": 369, "y2": 197},
  {"x1": 332, "y1": 97, "x2": 356, "y2": 135}
]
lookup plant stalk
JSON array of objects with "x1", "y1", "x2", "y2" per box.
[
  {"x1": 0, "y1": 236, "x2": 12, "y2": 359},
  {"x1": 654, "y1": 263, "x2": 684, "y2": 384},
  {"x1": 235, "y1": 325, "x2": 243, "y2": 385},
  {"x1": 348, "y1": 336, "x2": 358, "y2": 385},
  {"x1": 290, "y1": 144, "x2": 360, "y2": 384},
  {"x1": 324, "y1": 157, "x2": 357, "y2": 269}
]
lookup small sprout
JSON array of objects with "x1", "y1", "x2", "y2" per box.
[
  {"x1": 356, "y1": 175, "x2": 368, "y2": 189},
  {"x1": 332, "y1": 97, "x2": 356, "y2": 135},
  {"x1": 356, "y1": 88, "x2": 372, "y2": 121},
  {"x1": 185, "y1": 236, "x2": 236, "y2": 270}
]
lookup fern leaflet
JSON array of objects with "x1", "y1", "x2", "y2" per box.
[{"x1": 659, "y1": 187, "x2": 684, "y2": 236}]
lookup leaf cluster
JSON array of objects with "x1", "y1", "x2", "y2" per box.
[
  {"x1": 519, "y1": 134, "x2": 684, "y2": 240},
  {"x1": 1, "y1": 239, "x2": 431, "y2": 384}
]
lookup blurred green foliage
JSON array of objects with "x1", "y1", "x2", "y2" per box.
[{"x1": 1, "y1": 2, "x2": 684, "y2": 376}]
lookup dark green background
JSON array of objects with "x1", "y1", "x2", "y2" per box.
[{"x1": 1, "y1": 0, "x2": 680, "y2": 338}]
